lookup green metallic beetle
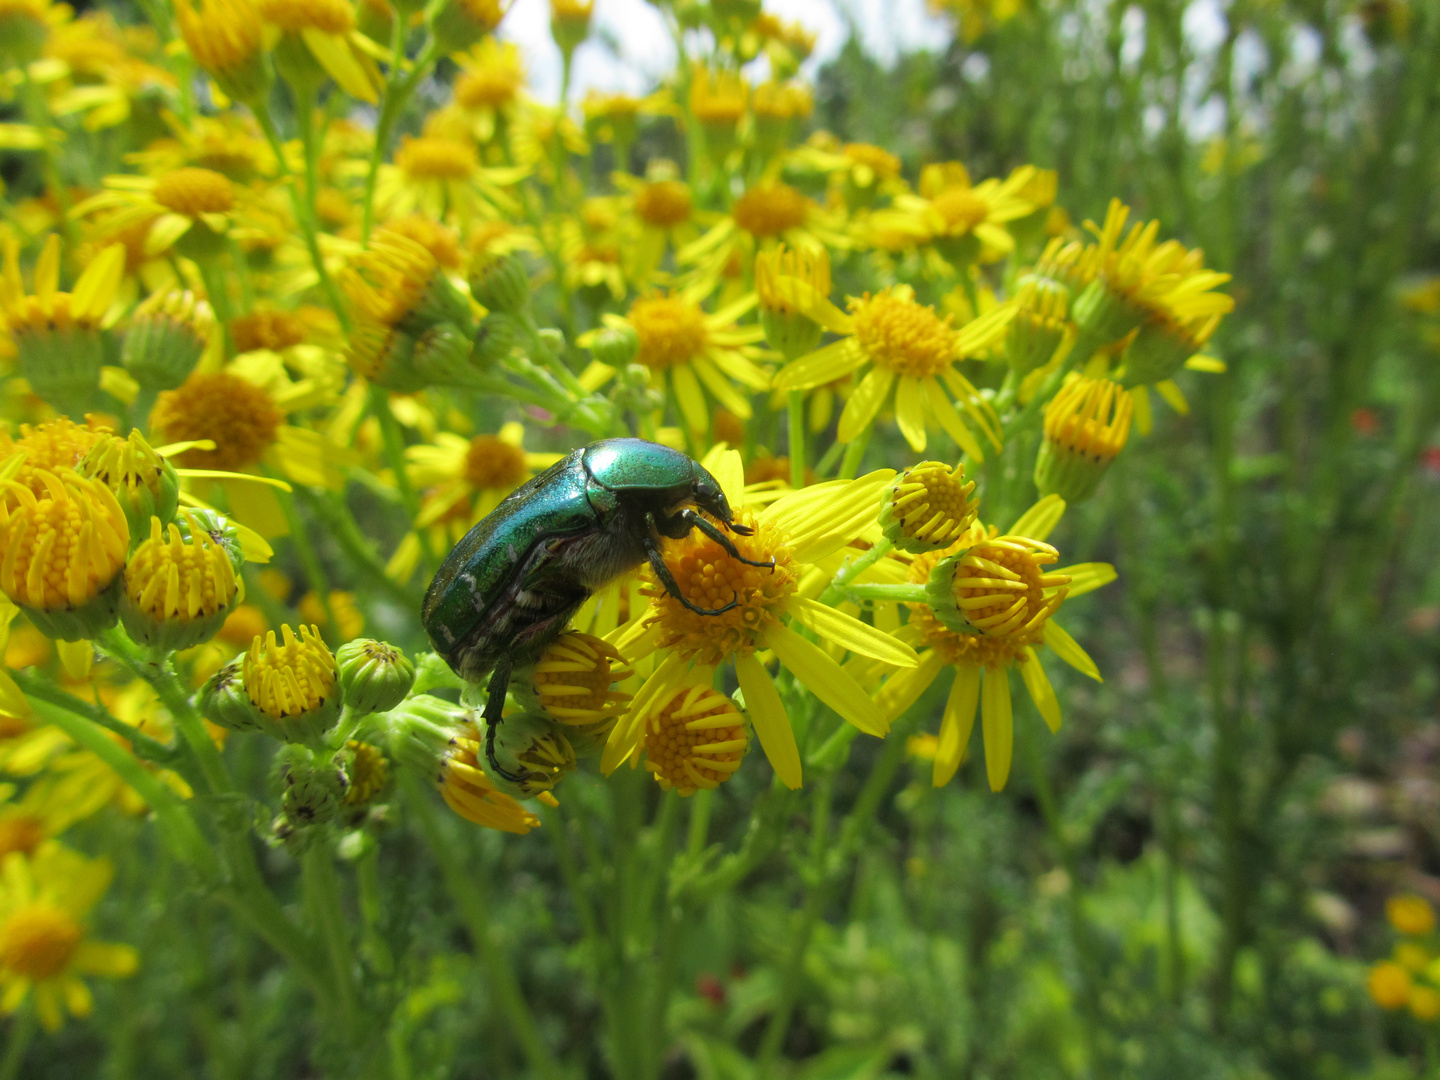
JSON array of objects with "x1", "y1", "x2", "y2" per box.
[{"x1": 422, "y1": 437, "x2": 772, "y2": 783}]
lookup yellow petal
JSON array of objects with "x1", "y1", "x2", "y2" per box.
[
  {"x1": 736, "y1": 652, "x2": 800, "y2": 789},
  {"x1": 787, "y1": 596, "x2": 918, "y2": 668},
  {"x1": 1018, "y1": 647, "x2": 1061, "y2": 733},
  {"x1": 770, "y1": 275, "x2": 854, "y2": 333},
  {"x1": 301, "y1": 28, "x2": 380, "y2": 103},
  {"x1": 34, "y1": 235, "x2": 59, "y2": 307},
  {"x1": 934, "y1": 665, "x2": 980, "y2": 787},
  {"x1": 767, "y1": 622, "x2": 887, "y2": 736},
  {"x1": 601, "y1": 653, "x2": 688, "y2": 773},
  {"x1": 1154, "y1": 379, "x2": 1189, "y2": 415},
  {"x1": 1043, "y1": 620, "x2": 1101, "y2": 681},
  {"x1": 1185, "y1": 355, "x2": 1226, "y2": 373},
  {"x1": 1132, "y1": 384, "x2": 1153, "y2": 436},
  {"x1": 71, "y1": 243, "x2": 125, "y2": 321},
  {"x1": 56, "y1": 639, "x2": 93, "y2": 680},
  {"x1": 875, "y1": 648, "x2": 945, "y2": 721},
  {"x1": 774, "y1": 338, "x2": 867, "y2": 391},
  {"x1": 1009, "y1": 494, "x2": 1066, "y2": 541},
  {"x1": 691, "y1": 356, "x2": 753, "y2": 418},
  {"x1": 698, "y1": 446, "x2": 745, "y2": 508},
  {"x1": 836, "y1": 366, "x2": 894, "y2": 443},
  {"x1": 922, "y1": 377, "x2": 985, "y2": 462},
  {"x1": 144, "y1": 213, "x2": 193, "y2": 256},
  {"x1": 1057, "y1": 562, "x2": 1116, "y2": 598},
  {"x1": 894, "y1": 376, "x2": 928, "y2": 452},
  {"x1": 980, "y1": 666, "x2": 1013, "y2": 792},
  {"x1": 670, "y1": 364, "x2": 710, "y2": 433}
]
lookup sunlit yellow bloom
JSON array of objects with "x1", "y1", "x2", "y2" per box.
[
  {"x1": 0, "y1": 844, "x2": 138, "y2": 1031},
  {"x1": 0, "y1": 469, "x2": 128, "y2": 640},
  {"x1": 611, "y1": 166, "x2": 703, "y2": 284},
  {"x1": 878, "y1": 460, "x2": 978, "y2": 553},
  {"x1": 689, "y1": 65, "x2": 748, "y2": 146},
  {"x1": 0, "y1": 418, "x2": 111, "y2": 501},
  {"x1": 452, "y1": 37, "x2": 526, "y2": 142},
  {"x1": 755, "y1": 243, "x2": 830, "y2": 360},
  {"x1": 606, "y1": 457, "x2": 918, "y2": 789},
  {"x1": 549, "y1": 0, "x2": 592, "y2": 55},
  {"x1": 774, "y1": 283, "x2": 1010, "y2": 458},
  {"x1": 0, "y1": 235, "x2": 125, "y2": 409},
  {"x1": 1034, "y1": 375, "x2": 1132, "y2": 503},
  {"x1": 72, "y1": 167, "x2": 246, "y2": 262},
  {"x1": 375, "y1": 135, "x2": 525, "y2": 225},
  {"x1": 174, "y1": 0, "x2": 267, "y2": 102},
  {"x1": 121, "y1": 511, "x2": 243, "y2": 650},
  {"x1": 876, "y1": 497, "x2": 1113, "y2": 791},
  {"x1": 875, "y1": 162, "x2": 1035, "y2": 265},
  {"x1": 680, "y1": 179, "x2": 848, "y2": 295},
  {"x1": 1369, "y1": 961, "x2": 1412, "y2": 1010},
  {"x1": 244, "y1": 624, "x2": 340, "y2": 742},
  {"x1": 598, "y1": 286, "x2": 770, "y2": 438},
  {"x1": 253, "y1": 0, "x2": 380, "y2": 102},
  {"x1": 408, "y1": 420, "x2": 563, "y2": 523},
  {"x1": 639, "y1": 683, "x2": 748, "y2": 796},
  {"x1": 1005, "y1": 272, "x2": 1071, "y2": 378},
  {"x1": 150, "y1": 351, "x2": 349, "y2": 535},
  {"x1": 1389, "y1": 895, "x2": 1437, "y2": 937},
  {"x1": 439, "y1": 720, "x2": 543, "y2": 833}
]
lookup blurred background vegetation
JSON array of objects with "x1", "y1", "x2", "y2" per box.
[{"x1": 14, "y1": 0, "x2": 1440, "y2": 1076}]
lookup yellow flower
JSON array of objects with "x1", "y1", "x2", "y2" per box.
[
  {"x1": 120, "y1": 511, "x2": 243, "y2": 650},
  {"x1": 0, "y1": 235, "x2": 126, "y2": 411},
  {"x1": 597, "y1": 285, "x2": 770, "y2": 439},
  {"x1": 375, "y1": 135, "x2": 526, "y2": 225},
  {"x1": 605, "y1": 455, "x2": 919, "y2": 789},
  {"x1": 243, "y1": 624, "x2": 340, "y2": 743},
  {"x1": 174, "y1": 0, "x2": 267, "y2": 103},
  {"x1": 439, "y1": 720, "x2": 542, "y2": 834},
  {"x1": 452, "y1": 38, "x2": 526, "y2": 142},
  {"x1": 773, "y1": 283, "x2": 1011, "y2": 459},
  {"x1": 0, "y1": 469, "x2": 129, "y2": 641},
  {"x1": 1369, "y1": 960, "x2": 1412, "y2": 1010},
  {"x1": 929, "y1": 0, "x2": 1024, "y2": 43},
  {"x1": 72, "y1": 167, "x2": 248, "y2": 262},
  {"x1": 0, "y1": 418, "x2": 112, "y2": 501},
  {"x1": 679, "y1": 179, "x2": 848, "y2": 296},
  {"x1": 872, "y1": 162, "x2": 1035, "y2": 265},
  {"x1": 875, "y1": 496, "x2": 1114, "y2": 791},
  {"x1": 1034, "y1": 376, "x2": 1133, "y2": 503},
  {"x1": 877, "y1": 460, "x2": 979, "y2": 553},
  {"x1": 1389, "y1": 895, "x2": 1438, "y2": 937},
  {"x1": 1412, "y1": 985, "x2": 1440, "y2": 1021},
  {"x1": 252, "y1": 0, "x2": 381, "y2": 102},
  {"x1": 639, "y1": 683, "x2": 748, "y2": 796},
  {"x1": 387, "y1": 421, "x2": 564, "y2": 582},
  {"x1": 0, "y1": 843, "x2": 138, "y2": 1031},
  {"x1": 755, "y1": 243, "x2": 830, "y2": 360}
]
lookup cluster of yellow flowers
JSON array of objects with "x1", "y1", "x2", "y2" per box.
[
  {"x1": 0, "y1": 0, "x2": 1235, "y2": 1035},
  {"x1": 1369, "y1": 895, "x2": 1440, "y2": 1021}
]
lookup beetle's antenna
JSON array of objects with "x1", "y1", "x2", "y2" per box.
[
  {"x1": 643, "y1": 534, "x2": 741, "y2": 615},
  {"x1": 482, "y1": 658, "x2": 534, "y2": 786},
  {"x1": 681, "y1": 509, "x2": 775, "y2": 570}
]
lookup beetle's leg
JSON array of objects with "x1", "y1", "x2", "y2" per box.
[
  {"x1": 642, "y1": 533, "x2": 740, "y2": 616},
  {"x1": 482, "y1": 657, "x2": 533, "y2": 786},
  {"x1": 678, "y1": 509, "x2": 775, "y2": 569}
]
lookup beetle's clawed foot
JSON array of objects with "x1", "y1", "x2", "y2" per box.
[{"x1": 727, "y1": 520, "x2": 755, "y2": 537}]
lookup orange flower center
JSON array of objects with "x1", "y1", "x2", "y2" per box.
[
  {"x1": 644, "y1": 513, "x2": 798, "y2": 667},
  {"x1": 906, "y1": 546, "x2": 1032, "y2": 669},
  {"x1": 0, "y1": 815, "x2": 46, "y2": 860},
  {"x1": 635, "y1": 180, "x2": 693, "y2": 229},
  {"x1": 254, "y1": 0, "x2": 353, "y2": 33},
  {"x1": 642, "y1": 684, "x2": 748, "y2": 795},
  {"x1": 732, "y1": 182, "x2": 808, "y2": 239},
  {"x1": 396, "y1": 137, "x2": 477, "y2": 181},
  {"x1": 930, "y1": 187, "x2": 990, "y2": 236},
  {"x1": 0, "y1": 904, "x2": 82, "y2": 981},
  {"x1": 153, "y1": 167, "x2": 235, "y2": 217},
  {"x1": 849, "y1": 291, "x2": 957, "y2": 378},
  {"x1": 455, "y1": 67, "x2": 522, "y2": 110},
  {"x1": 463, "y1": 435, "x2": 527, "y2": 491},
  {"x1": 230, "y1": 309, "x2": 307, "y2": 353},
  {"x1": 843, "y1": 143, "x2": 901, "y2": 179},
  {"x1": 532, "y1": 632, "x2": 633, "y2": 727},
  {"x1": 629, "y1": 295, "x2": 709, "y2": 371},
  {"x1": 151, "y1": 371, "x2": 282, "y2": 472}
]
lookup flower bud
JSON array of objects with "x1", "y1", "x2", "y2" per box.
[
  {"x1": 588, "y1": 325, "x2": 638, "y2": 368},
  {"x1": 1121, "y1": 313, "x2": 1220, "y2": 387},
  {"x1": 1006, "y1": 275, "x2": 1070, "y2": 377},
  {"x1": 1034, "y1": 377, "x2": 1132, "y2": 503},
  {"x1": 755, "y1": 244, "x2": 829, "y2": 361},
  {"x1": 517, "y1": 632, "x2": 632, "y2": 758},
  {"x1": 243, "y1": 625, "x2": 342, "y2": 746},
  {"x1": 0, "y1": 470, "x2": 128, "y2": 641},
  {"x1": 121, "y1": 290, "x2": 213, "y2": 391},
  {"x1": 273, "y1": 743, "x2": 349, "y2": 827},
  {"x1": 120, "y1": 510, "x2": 243, "y2": 651},
  {"x1": 339, "y1": 740, "x2": 390, "y2": 809},
  {"x1": 878, "y1": 461, "x2": 979, "y2": 554},
  {"x1": 381, "y1": 695, "x2": 541, "y2": 834},
  {"x1": 79, "y1": 430, "x2": 180, "y2": 547},
  {"x1": 345, "y1": 320, "x2": 429, "y2": 392},
  {"x1": 410, "y1": 322, "x2": 477, "y2": 385},
  {"x1": 199, "y1": 659, "x2": 271, "y2": 734},
  {"x1": 468, "y1": 254, "x2": 530, "y2": 315},
  {"x1": 336, "y1": 639, "x2": 415, "y2": 715},
  {"x1": 925, "y1": 535, "x2": 1070, "y2": 638},
  {"x1": 428, "y1": 0, "x2": 506, "y2": 58},
  {"x1": 639, "y1": 683, "x2": 748, "y2": 796},
  {"x1": 470, "y1": 312, "x2": 521, "y2": 368}
]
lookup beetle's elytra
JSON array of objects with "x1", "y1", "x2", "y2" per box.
[{"x1": 422, "y1": 437, "x2": 773, "y2": 784}]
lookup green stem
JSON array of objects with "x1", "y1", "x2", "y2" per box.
[
  {"x1": 355, "y1": 842, "x2": 393, "y2": 975},
  {"x1": 9, "y1": 669, "x2": 179, "y2": 765},
  {"x1": 685, "y1": 787, "x2": 713, "y2": 858},
  {"x1": 361, "y1": 40, "x2": 440, "y2": 243},
  {"x1": 276, "y1": 488, "x2": 339, "y2": 645},
  {"x1": 0, "y1": 1007, "x2": 34, "y2": 1080},
  {"x1": 367, "y1": 385, "x2": 434, "y2": 567},
  {"x1": 843, "y1": 583, "x2": 927, "y2": 604},
  {"x1": 303, "y1": 843, "x2": 362, "y2": 1029},
  {"x1": 839, "y1": 427, "x2": 870, "y2": 479},
  {"x1": 409, "y1": 782, "x2": 559, "y2": 1080},
  {"x1": 25, "y1": 696, "x2": 218, "y2": 879},
  {"x1": 787, "y1": 390, "x2": 806, "y2": 488},
  {"x1": 302, "y1": 489, "x2": 422, "y2": 609}
]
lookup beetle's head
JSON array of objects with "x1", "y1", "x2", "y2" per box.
[{"x1": 692, "y1": 471, "x2": 753, "y2": 536}]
